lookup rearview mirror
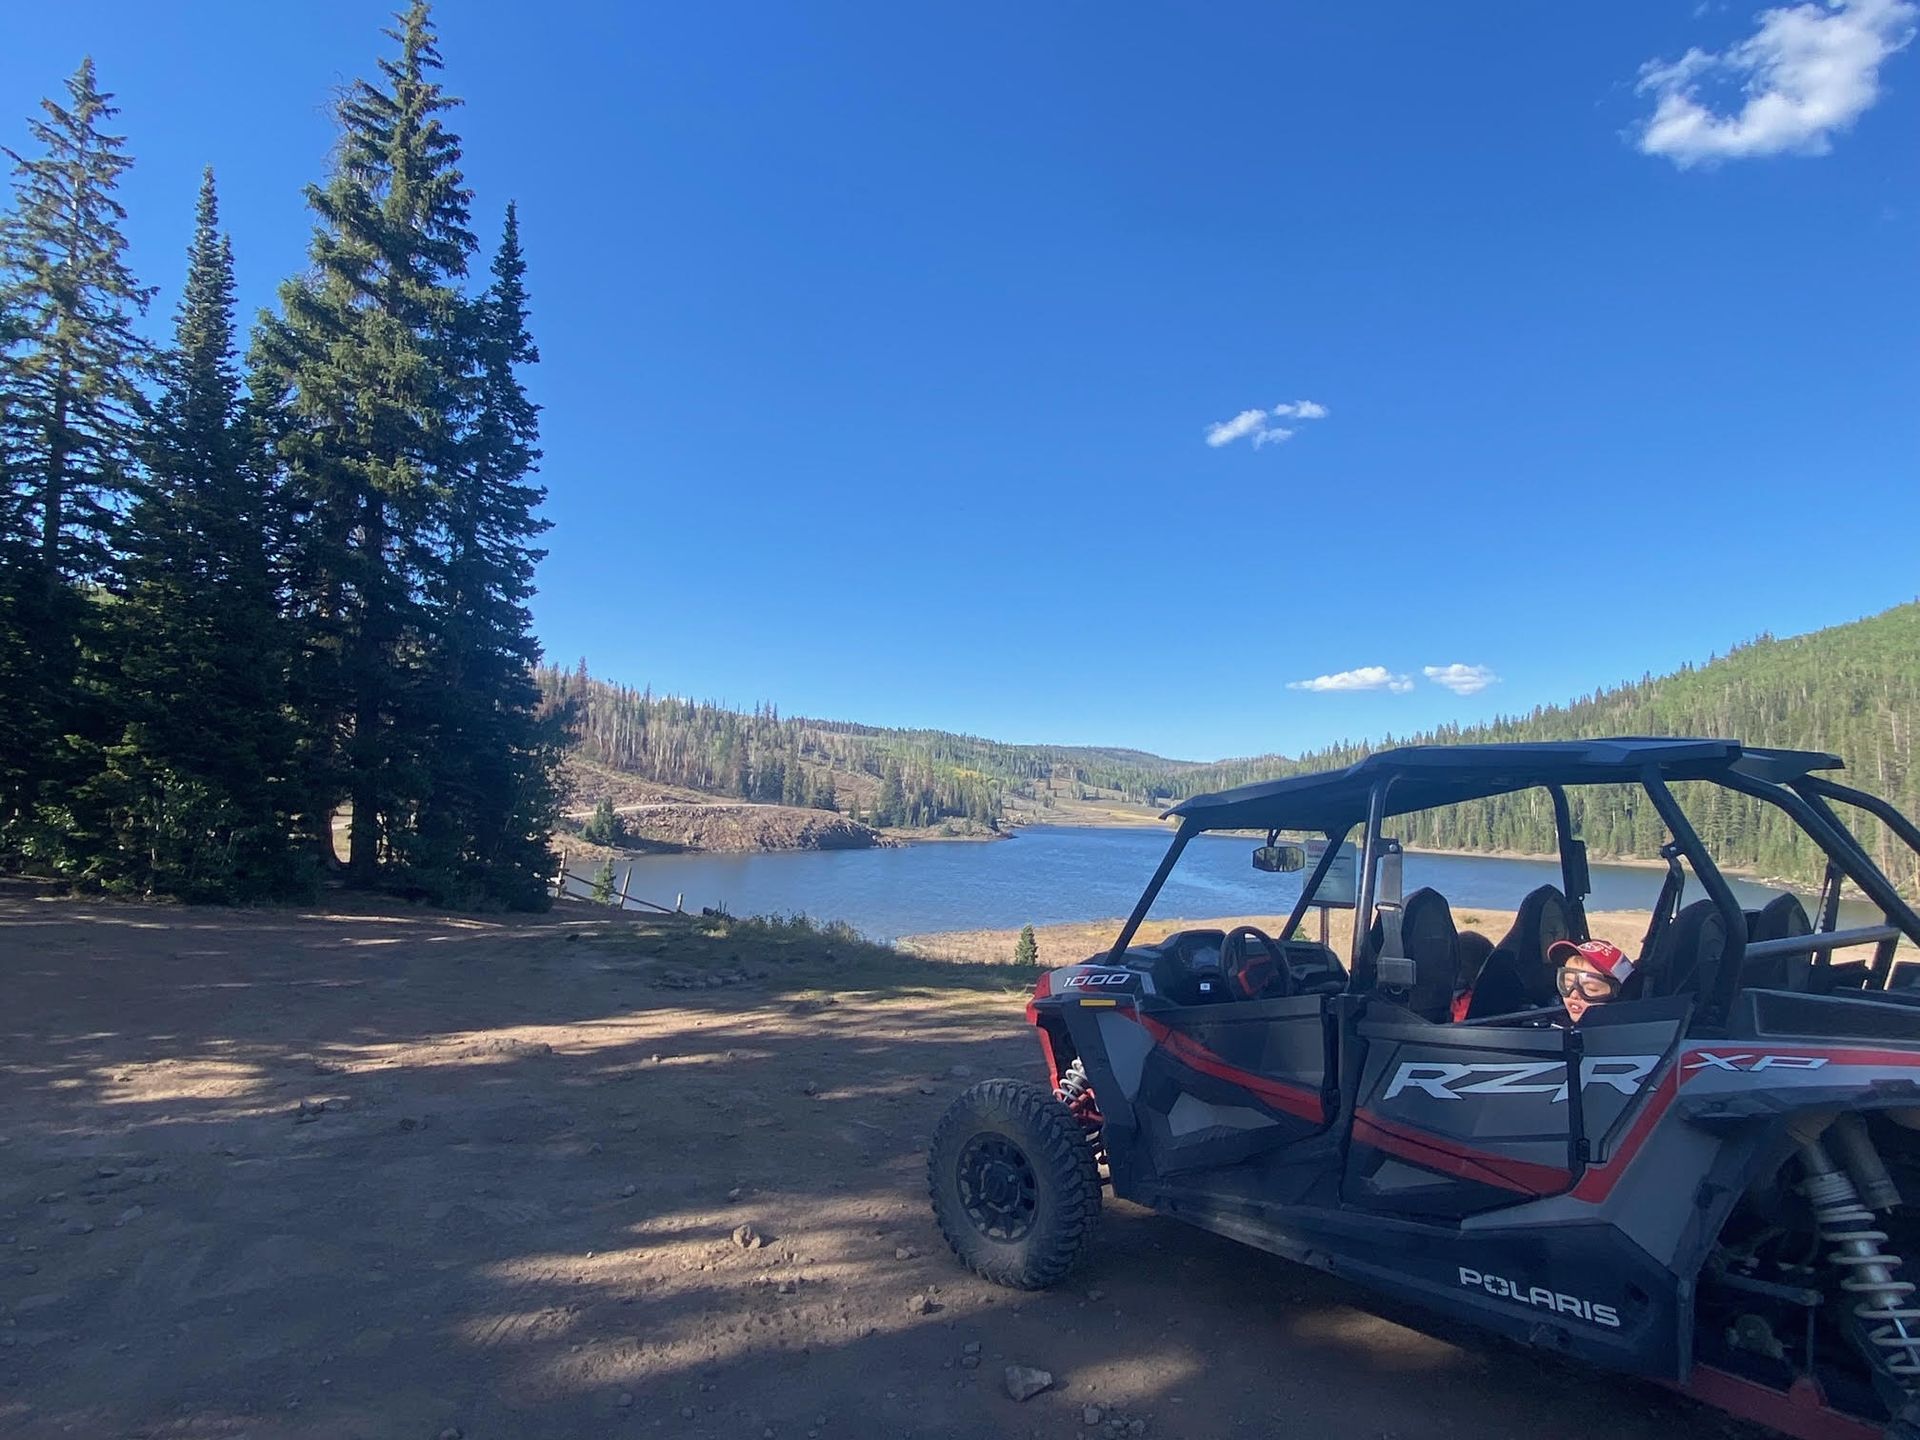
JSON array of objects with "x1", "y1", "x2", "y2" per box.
[{"x1": 1253, "y1": 843, "x2": 1306, "y2": 873}]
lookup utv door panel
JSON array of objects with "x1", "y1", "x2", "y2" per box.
[
  {"x1": 1562, "y1": 1008, "x2": 1688, "y2": 1163},
  {"x1": 1345, "y1": 1007, "x2": 1685, "y2": 1217},
  {"x1": 1122, "y1": 995, "x2": 1332, "y2": 1175}
]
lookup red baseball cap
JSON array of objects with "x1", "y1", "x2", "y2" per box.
[{"x1": 1548, "y1": 938, "x2": 1635, "y2": 985}]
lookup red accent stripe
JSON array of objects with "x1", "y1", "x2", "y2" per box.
[
  {"x1": 1028, "y1": 1010, "x2": 1062, "y2": 1089},
  {"x1": 1682, "y1": 1044, "x2": 1920, "y2": 1070},
  {"x1": 1671, "y1": 1367, "x2": 1879, "y2": 1440},
  {"x1": 1568, "y1": 1042, "x2": 1920, "y2": 1206},
  {"x1": 1350, "y1": 1110, "x2": 1572, "y2": 1195},
  {"x1": 1131, "y1": 1013, "x2": 1325, "y2": 1122},
  {"x1": 1569, "y1": 1060, "x2": 1683, "y2": 1202},
  {"x1": 1096, "y1": 1028, "x2": 1920, "y2": 1208}
]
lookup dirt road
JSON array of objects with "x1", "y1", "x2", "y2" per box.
[{"x1": 0, "y1": 890, "x2": 1748, "y2": 1440}]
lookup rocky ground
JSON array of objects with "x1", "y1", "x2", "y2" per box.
[
  {"x1": 0, "y1": 889, "x2": 1753, "y2": 1440},
  {"x1": 592, "y1": 802, "x2": 887, "y2": 855}
]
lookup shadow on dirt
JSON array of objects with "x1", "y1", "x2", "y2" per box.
[{"x1": 0, "y1": 894, "x2": 1753, "y2": 1440}]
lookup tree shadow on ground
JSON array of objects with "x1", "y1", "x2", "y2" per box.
[{"x1": 0, "y1": 893, "x2": 1759, "y2": 1440}]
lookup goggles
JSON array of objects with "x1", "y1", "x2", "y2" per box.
[{"x1": 1555, "y1": 965, "x2": 1621, "y2": 1001}]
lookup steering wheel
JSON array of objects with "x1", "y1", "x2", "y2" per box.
[{"x1": 1221, "y1": 925, "x2": 1293, "y2": 1001}]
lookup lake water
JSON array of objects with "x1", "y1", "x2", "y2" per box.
[{"x1": 602, "y1": 825, "x2": 1848, "y2": 943}]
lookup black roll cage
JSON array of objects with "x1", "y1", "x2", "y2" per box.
[{"x1": 1107, "y1": 755, "x2": 1920, "y2": 1029}]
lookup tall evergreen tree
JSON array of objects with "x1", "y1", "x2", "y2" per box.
[
  {"x1": 79, "y1": 171, "x2": 297, "y2": 899},
  {"x1": 0, "y1": 58, "x2": 153, "y2": 844},
  {"x1": 252, "y1": 2, "x2": 475, "y2": 888},
  {"x1": 411, "y1": 202, "x2": 562, "y2": 907}
]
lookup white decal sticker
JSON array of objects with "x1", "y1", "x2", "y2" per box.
[
  {"x1": 1683, "y1": 1051, "x2": 1831, "y2": 1074},
  {"x1": 1385, "y1": 1057, "x2": 1658, "y2": 1104},
  {"x1": 1459, "y1": 1267, "x2": 1621, "y2": 1328}
]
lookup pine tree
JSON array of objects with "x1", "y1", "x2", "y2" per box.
[
  {"x1": 877, "y1": 761, "x2": 905, "y2": 828},
  {"x1": 0, "y1": 58, "x2": 153, "y2": 845},
  {"x1": 412, "y1": 201, "x2": 562, "y2": 907},
  {"x1": 80, "y1": 170, "x2": 297, "y2": 898},
  {"x1": 252, "y1": 2, "x2": 476, "y2": 889},
  {"x1": 582, "y1": 796, "x2": 622, "y2": 847},
  {"x1": 1014, "y1": 923, "x2": 1039, "y2": 968}
]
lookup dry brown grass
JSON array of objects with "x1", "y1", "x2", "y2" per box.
[{"x1": 900, "y1": 908, "x2": 1665, "y2": 968}]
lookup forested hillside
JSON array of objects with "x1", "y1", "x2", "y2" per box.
[
  {"x1": 1165, "y1": 602, "x2": 1920, "y2": 890},
  {"x1": 542, "y1": 664, "x2": 1199, "y2": 829},
  {"x1": 563, "y1": 602, "x2": 1918, "y2": 889}
]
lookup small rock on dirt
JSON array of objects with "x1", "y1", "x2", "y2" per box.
[
  {"x1": 959, "y1": 1353, "x2": 980, "y2": 1369},
  {"x1": 893, "y1": 1245, "x2": 916, "y2": 1261},
  {"x1": 962, "y1": 1340, "x2": 981, "y2": 1355},
  {"x1": 1086, "y1": 1288, "x2": 1106, "y2": 1302},
  {"x1": 904, "y1": 1292, "x2": 938, "y2": 1315},
  {"x1": 438, "y1": 1428, "x2": 462, "y2": 1440},
  {"x1": 62, "y1": 1220, "x2": 93, "y2": 1236},
  {"x1": 726, "y1": 1186, "x2": 743, "y2": 1202},
  {"x1": 1004, "y1": 1365, "x2": 1053, "y2": 1402},
  {"x1": 732, "y1": 1224, "x2": 764, "y2": 1250},
  {"x1": 620, "y1": 1184, "x2": 638, "y2": 1198},
  {"x1": 917, "y1": 1084, "x2": 937, "y2": 1095},
  {"x1": 801, "y1": 1081, "x2": 819, "y2": 1096},
  {"x1": 1083, "y1": 1405, "x2": 1104, "y2": 1426},
  {"x1": 948, "y1": 1065, "x2": 973, "y2": 1078},
  {"x1": 113, "y1": 1206, "x2": 142, "y2": 1227},
  {"x1": 616, "y1": 1392, "x2": 634, "y2": 1408}
]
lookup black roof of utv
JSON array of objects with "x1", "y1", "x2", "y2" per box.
[{"x1": 1163, "y1": 737, "x2": 1844, "y2": 834}]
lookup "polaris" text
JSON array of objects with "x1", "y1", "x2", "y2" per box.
[{"x1": 1458, "y1": 1267, "x2": 1621, "y2": 1328}]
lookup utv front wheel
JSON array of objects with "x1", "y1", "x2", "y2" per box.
[{"x1": 928, "y1": 1079, "x2": 1100, "y2": 1289}]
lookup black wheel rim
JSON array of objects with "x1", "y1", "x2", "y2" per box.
[{"x1": 957, "y1": 1132, "x2": 1038, "y2": 1241}]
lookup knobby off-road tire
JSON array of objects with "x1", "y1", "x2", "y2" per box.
[{"x1": 928, "y1": 1078, "x2": 1101, "y2": 1290}]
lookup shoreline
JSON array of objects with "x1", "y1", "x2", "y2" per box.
[{"x1": 572, "y1": 811, "x2": 1830, "y2": 904}]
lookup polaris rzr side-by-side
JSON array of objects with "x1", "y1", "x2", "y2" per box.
[{"x1": 926, "y1": 739, "x2": 1920, "y2": 1440}]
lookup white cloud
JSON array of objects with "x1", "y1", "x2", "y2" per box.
[
  {"x1": 1423, "y1": 663, "x2": 1501, "y2": 696},
  {"x1": 1288, "y1": 666, "x2": 1414, "y2": 694},
  {"x1": 1205, "y1": 398, "x2": 1329, "y2": 449},
  {"x1": 1635, "y1": 0, "x2": 1916, "y2": 167},
  {"x1": 1204, "y1": 409, "x2": 1270, "y2": 448}
]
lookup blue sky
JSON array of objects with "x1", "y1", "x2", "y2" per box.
[{"x1": 4, "y1": 2, "x2": 1916, "y2": 761}]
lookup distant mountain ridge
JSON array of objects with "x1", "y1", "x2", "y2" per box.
[
  {"x1": 553, "y1": 600, "x2": 1918, "y2": 885},
  {"x1": 1158, "y1": 600, "x2": 1919, "y2": 888}
]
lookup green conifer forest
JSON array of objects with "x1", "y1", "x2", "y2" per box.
[
  {"x1": 557, "y1": 602, "x2": 1918, "y2": 892},
  {"x1": 0, "y1": 6, "x2": 562, "y2": 906}
]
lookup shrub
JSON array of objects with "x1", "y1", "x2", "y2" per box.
[{"x1": 1014, "y1": 923, "x2": 1039, "y2": 967}]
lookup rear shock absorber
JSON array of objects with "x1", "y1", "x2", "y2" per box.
[
  {"x1": 1054, "y1": 1058, "x2": 1106, "y2": 1167},
  {"x1": 1799, "y1": 1138, "x2": 1920, "y2": 1384}
]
